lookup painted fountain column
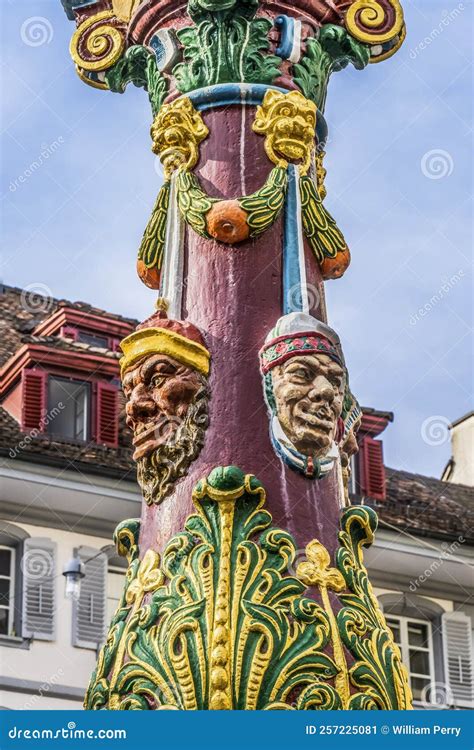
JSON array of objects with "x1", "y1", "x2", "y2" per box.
[{"x1": 63, "y1": 0, "x2": 411, "y2": 710}]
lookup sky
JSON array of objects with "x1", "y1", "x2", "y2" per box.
[{"x1": 1, "y1": 0, "x2": 472, "y2": 479}]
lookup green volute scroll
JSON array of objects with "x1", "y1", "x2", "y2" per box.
[{"x1": 85, "y1": 467, "x2": 412, "y2": 711}]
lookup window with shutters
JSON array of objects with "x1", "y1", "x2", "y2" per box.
[
  {"x1": 442, "y1": 612, "x2": 474, "y2": 708},
  {"x1": 386, "y1": 615, "x2": 435, "y2": 703},
  {"x1": 20, "y1": 368, "x2": 119, "y2": 448},
  {"x1": 21, "y1": 538, "x2": 56, "y2": 641},
  {"x1": 73, "y1": 547, "x2": 107, "y2": 649},
  {"x1": 0, "y1": 546, "x2": 16, "y2": 637}
]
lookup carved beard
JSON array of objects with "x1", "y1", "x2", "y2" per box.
[{"x1": 136, "y1": 382, "x2": 209, "y2": 506}]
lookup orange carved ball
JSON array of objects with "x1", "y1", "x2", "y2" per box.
[
  {"x1": 137, "y1": 259, "x2": 161, "y2": 290},
  {"x1": 206, "y1": 200, "x2": 250, "y2": 244},
  {"x1": 320, "y1": 248, "x2": 351, "y2": 280}
]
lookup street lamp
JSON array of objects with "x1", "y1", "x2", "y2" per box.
[{"x1": 62, "y1": 556, "x2": 85, "y2": 600}]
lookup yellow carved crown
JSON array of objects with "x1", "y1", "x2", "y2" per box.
[{"x1": 120, "y1": 327, "x2": 210, "y2": 377}]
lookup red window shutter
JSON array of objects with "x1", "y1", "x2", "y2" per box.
[
  {"x1": 94, "y1": 381, "x2": 119, "y2": 448},
  {"x1": 21, "y1": 369, "x2": 47, "y2": 433},
  {"x1": 359, "y1": 436, "x2": 386, "y2": 500},
  {"x1": 60, "y1": 326, "x2": 78, "y2": 341}
]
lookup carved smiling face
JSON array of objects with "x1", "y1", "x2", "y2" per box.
[
  {"x1": 123, "y1": 354, "x2": 204, "y2": 461},
  {"x1": 271, "y1": 353, "x2": 345, "y2": 457}
]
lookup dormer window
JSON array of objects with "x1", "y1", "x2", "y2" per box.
[
  {"x1": 76, "y1": 331, "x2": 109, "y2": 349},
  {"x1": 59, "y1": 326, "x2": 122, "y2": 351},
  {"x1": 48, "y1": 377, "x2": 90, "y2": 442},
  {"x1": 33, "y1": 306, "x2": 133, "y2": 350}
]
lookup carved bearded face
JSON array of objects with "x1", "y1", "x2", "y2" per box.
[
  {"x1": 271, "y1": 353, "x2": 345, "y2": 457},
  {"x1": 123, "y1": 353, "x2": 209, "y2": 504}
]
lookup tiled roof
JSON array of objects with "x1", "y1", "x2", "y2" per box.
[
  {"x1": 0, "y1": 404, "x2": 134, "y2": 478},
  {"x1": 362, "y1": 468, "x2": 474, "y2": 544},
  {"x1": 0, "y1": 285, "x2": 137, "y2": 368}
]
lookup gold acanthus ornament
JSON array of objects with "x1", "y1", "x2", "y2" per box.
[
  {"x1": 297, "y1": 541, "x2": 350, "y2": 707},
  {"x1": 84, "y1": 468, "x2": 412, "y2": 711}
]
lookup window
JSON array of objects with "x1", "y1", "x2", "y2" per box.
[
  {"x1": 20, "y1": 369, "x2": 119, "y2": 447},
  {"x1": 386, "y1": 615, "x2": 435, "y2": 701},
  {"x1": 0, "y1": 546, "x2": 15, "y2": 637},
  {"x1": 107, "y1": 566, "x2": 126, "y2": 624},
  {"x1": 77, "y1": 331, "x2": 109, "y2": 349},
  {"x1": 48, "y1": 377, "x2": 90, "y2": 441}
]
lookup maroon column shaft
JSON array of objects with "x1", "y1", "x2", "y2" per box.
[{"x1": 139, "y1": 104, "x2": 343, "y2": 558}]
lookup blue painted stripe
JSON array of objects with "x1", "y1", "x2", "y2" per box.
[
  {"x1": 186, "y1": 83, "x2": 287, "y2": 110},
  {"x1": 283, "y1": 165, "x2": 303, "y2": 315},
  {"x1": 183, "y1": 84, "x2": 328, "y2": 146}
]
